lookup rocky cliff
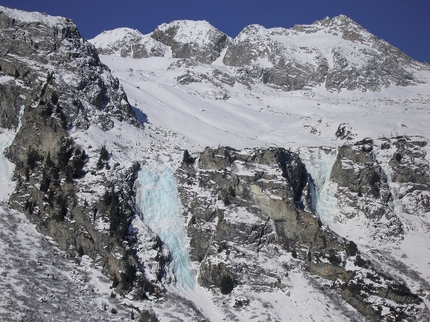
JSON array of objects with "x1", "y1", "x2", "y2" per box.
[
  {"x1": 176, "y1": 146, "x2": 427, "y2": 321},
  {"x1": 0, "y1": 6, "x2": 162, "y2": 299}
]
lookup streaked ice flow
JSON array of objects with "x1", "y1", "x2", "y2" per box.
[
  {"x1": 304, "y1": 149, "x2": 338, "y2": 222},
  {"x1": 137, "y1": 166, "x2": 195, "y2": 290}
]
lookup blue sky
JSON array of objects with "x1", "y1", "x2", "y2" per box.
[{"x1": 2, "y1": 0, "x2": 430, "y2": 63}]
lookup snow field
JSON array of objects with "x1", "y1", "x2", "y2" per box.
[{"x1": 99, "y1": 54, "x2": 430, "y2": 153}]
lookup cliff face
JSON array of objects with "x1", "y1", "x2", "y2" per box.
[
  {"x1": 176, "y1": 145, "x2": 426, "y2": 321},
  {"x1": 0, "y1": 7, "x2": 138, "y2": 132}
]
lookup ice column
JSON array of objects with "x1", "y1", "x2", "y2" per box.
[
  {"x1": 0, "y1": 107, "x2": 24, "y2": 200},
  {"x1": 304, "y1": 148, "x2": 337, "y2": 221},
  {"x1": 0, "y1": 131, "x2": 17, "y2": 201},
  {"x1": 137, "y1": 167, "x2": 195, "y2": 290}
]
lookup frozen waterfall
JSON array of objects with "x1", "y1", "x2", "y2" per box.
[
  {"x1": 137, "y1": 166, "x2": 195, "y2": 291},
  {"x1": 302, "y1": 148, "x2": 338, "y2": 221},
  {"x1": 1, "y1": 107, "x2": 24, "y2": 201},
  {"x1": 0, "y1": 130, "x2": 17, "y2": 201}
]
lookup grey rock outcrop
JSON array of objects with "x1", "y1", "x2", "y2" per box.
[
  {"x1": 386, "y1": 137, "x2": 430, "y2": 217},
  {"x1": 329, "y1": 138, "x2": 404, "y2": 240},
  {"x1": 0, "y1": 6, "x2": 140, "y2": 132},
  {"x1": 328, "y1": 136, "x2": 430, "y2": 242},
  {"x1": 0, "y1": 79, "x2": 28, "y2": 129},
  {"x1": 331, "y1": 138, "x2": 385, "y2": 198},
  {"x1": 222, "y1": 24, "x2": 319, "y2": 91}
]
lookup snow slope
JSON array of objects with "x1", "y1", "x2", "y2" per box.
[
  {"x1": 0, "y1": 203, "x2": 138, "y2": 321},
  {"x1": 97, "y1": 53, "x2": 430, "y2": 150}
]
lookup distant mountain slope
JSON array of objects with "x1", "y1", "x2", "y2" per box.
[
  {"x1": 90, "y1": 14, "x2": 430, "y2": 321},
  {"x1": 92, "y1": 15, "x2": 429, "y2": 92}
]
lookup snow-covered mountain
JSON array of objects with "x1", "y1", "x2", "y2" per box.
[
  {"x1": 90, "y1": 27, "x2": 168, "y2": 59},
  {"x1": 1, "y1": 5, "x2": 430, "y2": 321}
]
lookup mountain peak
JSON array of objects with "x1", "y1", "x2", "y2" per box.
[
  {"x1": 222, "y1": 14, "x2": 425, "y2": 91},
  {"x1": 331, "y1": 13, "x2": 355, "y2": 23},
  {"x1": 152, "y1": 19, "x2": 230, "y2": 46},
  {"x1": 313, "y1": 14, "x2": 360, "y2": 27},
  {"x1": 235, "y1": 24, "x2": 271, "y2": 40},
  {"x1": 151, "y1": 19, "x2": 232, "y2": 63},
  {"x1": 90, "y1": 27, "x2": 167, "y2": 58},
  {"x1": 90, "y1": 14, "x2": 426, "y2": 92},
  {"x1": 157, "y1": 19, "x2": 212, "y2": 28}
]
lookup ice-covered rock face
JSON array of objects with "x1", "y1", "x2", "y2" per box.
[
  {"x1": 90, "y1": 28, "x2": 168, "y2": 59},
  {"x1": 137, "y1": 167, "x2": 195, "y2": 291},
  {"x1": 223, "y1": 15, "x2": 426, "y2": 91},
  {"x1": 151, "y1": 20, "x2": 232, "y2": 63}
]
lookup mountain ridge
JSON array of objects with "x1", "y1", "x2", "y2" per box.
[{"x1": 91, "y1": 14, "x2": 428, "y2": 93}]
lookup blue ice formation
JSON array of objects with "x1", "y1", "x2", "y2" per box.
[
  {"x1": 137, "y1": 166, "x2": 195, "y2": 290},
  {"x1": 0, "y1": 135, "x2": 13, "y2": 185},
  {"x1": 305, "y1": 150, "x2": 337, "y2": 221}
]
